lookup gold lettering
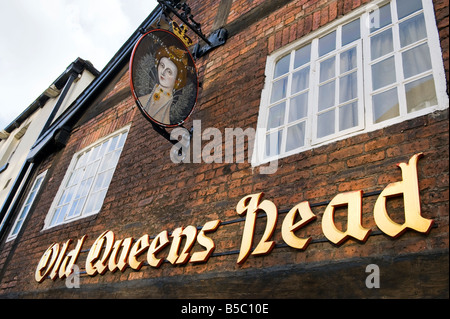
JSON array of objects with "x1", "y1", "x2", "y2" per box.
[
  {"x1": 167, "y1": 226, "x2": 198, "y2": 265},
  {"x1": 236, "y1": 193, "x2": 278, "y2": 264},
  {"x1": 35, "y1": 243, "x2": 59, "y2": 283},
  {"x1": 34, "y1": 153, "x2": 435, "y2": 282},
  {"x1": 177, "y1": 226, "x2": 197, "y2": 264},
  {"x1": 128, "y1": 235, "x2": 150, "y2": 270},
  {"x1": 374, "y1": 153, "x2": 433, "y2": 237},
  {"x1": 86, "y1": 231, "x2": 115, "y2": 276},
  {"x1": 282, "y1": 202, "x2": 316, "y2": 250},
  {"x1": 58, "y1": 235, "x2": 87, "y2": 279},
  {"x1": 49, "y1": 240, "x2": 70, "y2": 280},
  {"x1": 108, "y1": 237, "x2": 133, "y2": 273},
  {"x1": 322, "y1": 190, "x2": 371, "y2": 245},
  {"x1": 166, "y1": 227, "x2": 183, "y2": 264},
  {"x1": 147, "y1": 231, "x2": 170, "y2": 268},
  {"x1": 191, "y1": 220, "x2": 221, "y2": 263}
]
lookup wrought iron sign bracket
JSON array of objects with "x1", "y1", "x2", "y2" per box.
[
  {"x1": 151, "y1": 122, "x2": 193, "y2": 155},
  {"x1": 192, "y1": 28, "x2": 228, "y2": 59},
  {"x1": 157, "y1": 0, "x2": 228, "y2": 59},
  {"x1": 150, "y1": 122, "x2": 178, "y2": 145}
]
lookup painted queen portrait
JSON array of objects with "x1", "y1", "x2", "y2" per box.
[{"x1": 131, "y1": 30, "x2": 198, "y2": 127}]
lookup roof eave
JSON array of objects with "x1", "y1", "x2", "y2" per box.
[{"x1": 26, "y1": 6, "x2": 162, "y2": 162}]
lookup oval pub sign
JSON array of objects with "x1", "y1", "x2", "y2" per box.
[{"x1": 130, "y1": 29, "x2": 198, "y2": 127}]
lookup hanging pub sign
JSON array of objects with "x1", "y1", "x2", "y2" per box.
[{"x1": 130, "y1": 29, "x2": 198, "y2": 127}]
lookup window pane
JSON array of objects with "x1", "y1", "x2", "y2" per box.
[
  {"x1": 11, "y1": 206, "x2": 30, "y2": 236},
  {"x1": 294, "y1": 44, "x2": 311, "y2": 69},
  {"x1": 342, "y1": 19, "x2": 360, "y2": 46},
  {"x1": 97, "y1": 142, "x2": 108, "y2": 159},
  {"x1": 108, "y1": 135, "x2": 120, "y2": 153},
  {"x1": 31, "y1": 177, "x2": 43, "y2": 192},
  {"x1": 317, "y1": 110, "x2": 335, "y2": 138},
  {"x1": 339, "y1": 102, "x2": 358, "y2": 131},
  {"x1": 101, "y1": 150, "x2": 122, "y2": 172},
  {"x1": 67, "y1": 168, "x2": 83, "y2": 187},
  {"x1": 84, "y1": 194, "x2": 97, "y2": 216},
  {"x1": 319, "y1": 81, "x2": 335, "y2": 111},
  {"x1": 76, "y1": 152, "x2": 88, "y2": 169},
  {"x1": 101, "y1": 169, "x2": 115, "y2": 189},
  {"x1": 271, "y1": 77, "x2": 288, "y2": 103},
  {"x1": 286, "y1": 122, "x2": 306, "y2": 151},
  {"x1": 371, "y1": 28, "x2": 394, "y2": 60},
  {"x1": 397, "y1": 0, "x2": 422, "y2": 20},
  {"x1": 90, "y1": 145, "x2": 102, "y2": 161},
  {"x1": 372, "y1": 88, "x2": 399, "y2": 123},
  {"x1": 340, "y1": 47, "x2": 357, "y2": 73},
  {"x1": 84, "y1": 161, "x2": 100, "y2": 179},
  {"x1": 52, "y1": 205, "x2": 68, "y2": 226},
  {"x1": 16, "y1": 205, "x2": 31, "y2": 223},
  {"x1": 370, "y1": 3, "x2": 392, "y2": 33},
  {"x1": 402, "y1": 43, "x2": 432, "y2": 79},
  {"x1": 93, "y1": 171, "x2": 107, "y2": 192},
  {"x1": 320, "y1": 57, "x2": 335, "y2": 82},
  {"x1": 399, "y1": 13, "x2": 426, "y2": 47},
  {"x1": 11, "y1": 218, "x2": 24, "y2": 237},
  {"x1": 274, "y1": 54, "x2": 290, "y2": 78},
  {"x1": 117, "y1": 133, "x2": 127, "y2": 149},
  {"x1": 77, "y1": 177, "x2": 94, "y2": 200},
  {"x1": 95, "y1": 190, "x2": 108, "y2": 212},
  {"x1": 319, "y1": 31, "x2": 336, "y2": 56},
  {"x1": 291, "y1": 67, "x2": 310, "y2": 94},
  {"x1": 85, "y1": 189, "x2": 107, "y2": 215},
  {"x1": 339, "y1": 72, "x2": 357, "y2": 103},
  {"x1": 289, "y1": 93, "x2": 308, "y2": 122},
  {"x1": 111, "y1": 150, "x2": 121, "y2": 169},
  {"x1": 67, "y1": 197, "x2": 86, "y2": 219},
  {"x1": 372, "y1": 56, "x2": 396, "y2": 90},
  {"x1": 267, "y1": 102, "x2": 286, "y2": 129},
  {"x1": 405, "y1": 75, "x2": 437, "y2": 113},
  {"x1": 59, "y1": 186, "x2": 75, "y2": 206},
  {"x1": 265, "y1": 130, "x2": 282, "y2": 157},
  {"x1": 25, "y1": 191, "x2": 35, "y2": 205}
]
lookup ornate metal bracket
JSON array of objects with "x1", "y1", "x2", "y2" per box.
[
  {"x1": 157, "y1": 0, "x2": 228, "y2": 58},
  {"x1": 151, "y1": 121, "x2": 193, "y2": 158}
]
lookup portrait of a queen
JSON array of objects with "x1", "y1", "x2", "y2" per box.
[{"x1": 131, "y1": 30, "x2": 198, "y2": 127}]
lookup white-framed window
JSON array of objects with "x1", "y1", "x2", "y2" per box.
[
  {"x1": 43, "y1": 126, "x2": 129, "y2": 229},
  {"x1": 7, "y1": 170, "x2": 48, "y2": 241},
  {"x1": 253, "y1": 0, "x2": 448, "y2": 165}
]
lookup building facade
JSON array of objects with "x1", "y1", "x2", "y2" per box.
[
  {"x1": 0, "y1": 58, "x2": 98, "y2": 243},
  {"x1": 0, "y1": 0, "x2": 448, "y2": 298}
]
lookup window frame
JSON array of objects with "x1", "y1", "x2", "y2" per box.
[
  {"x1": 311, "y1": 22, "x2": 366, "y2": 146},
  {"x1": 43, "y1": 126, "x2": 130, "y2": 230},
  {"x1": 252, "y1": 0, "x2": 448, "y2": 167},
  {"x1": 7, "y1": 170, "x2": 48, "y2": 242}
]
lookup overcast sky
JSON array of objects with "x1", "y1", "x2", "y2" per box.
[{"x1": 0, "y1": 0, "x2": 159, "y2": 130}]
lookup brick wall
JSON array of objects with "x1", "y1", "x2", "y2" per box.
[{"x1": 0, "y1": 0, "x2": 448, "y2": 298}]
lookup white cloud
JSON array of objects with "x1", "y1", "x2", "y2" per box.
[{"x1": 0, "y1": 0, "x2": 158, "y2": 129}]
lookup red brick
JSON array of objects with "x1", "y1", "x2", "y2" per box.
[{"x1": 1, "y1": 0, "x2": 448, "y2": 300}]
